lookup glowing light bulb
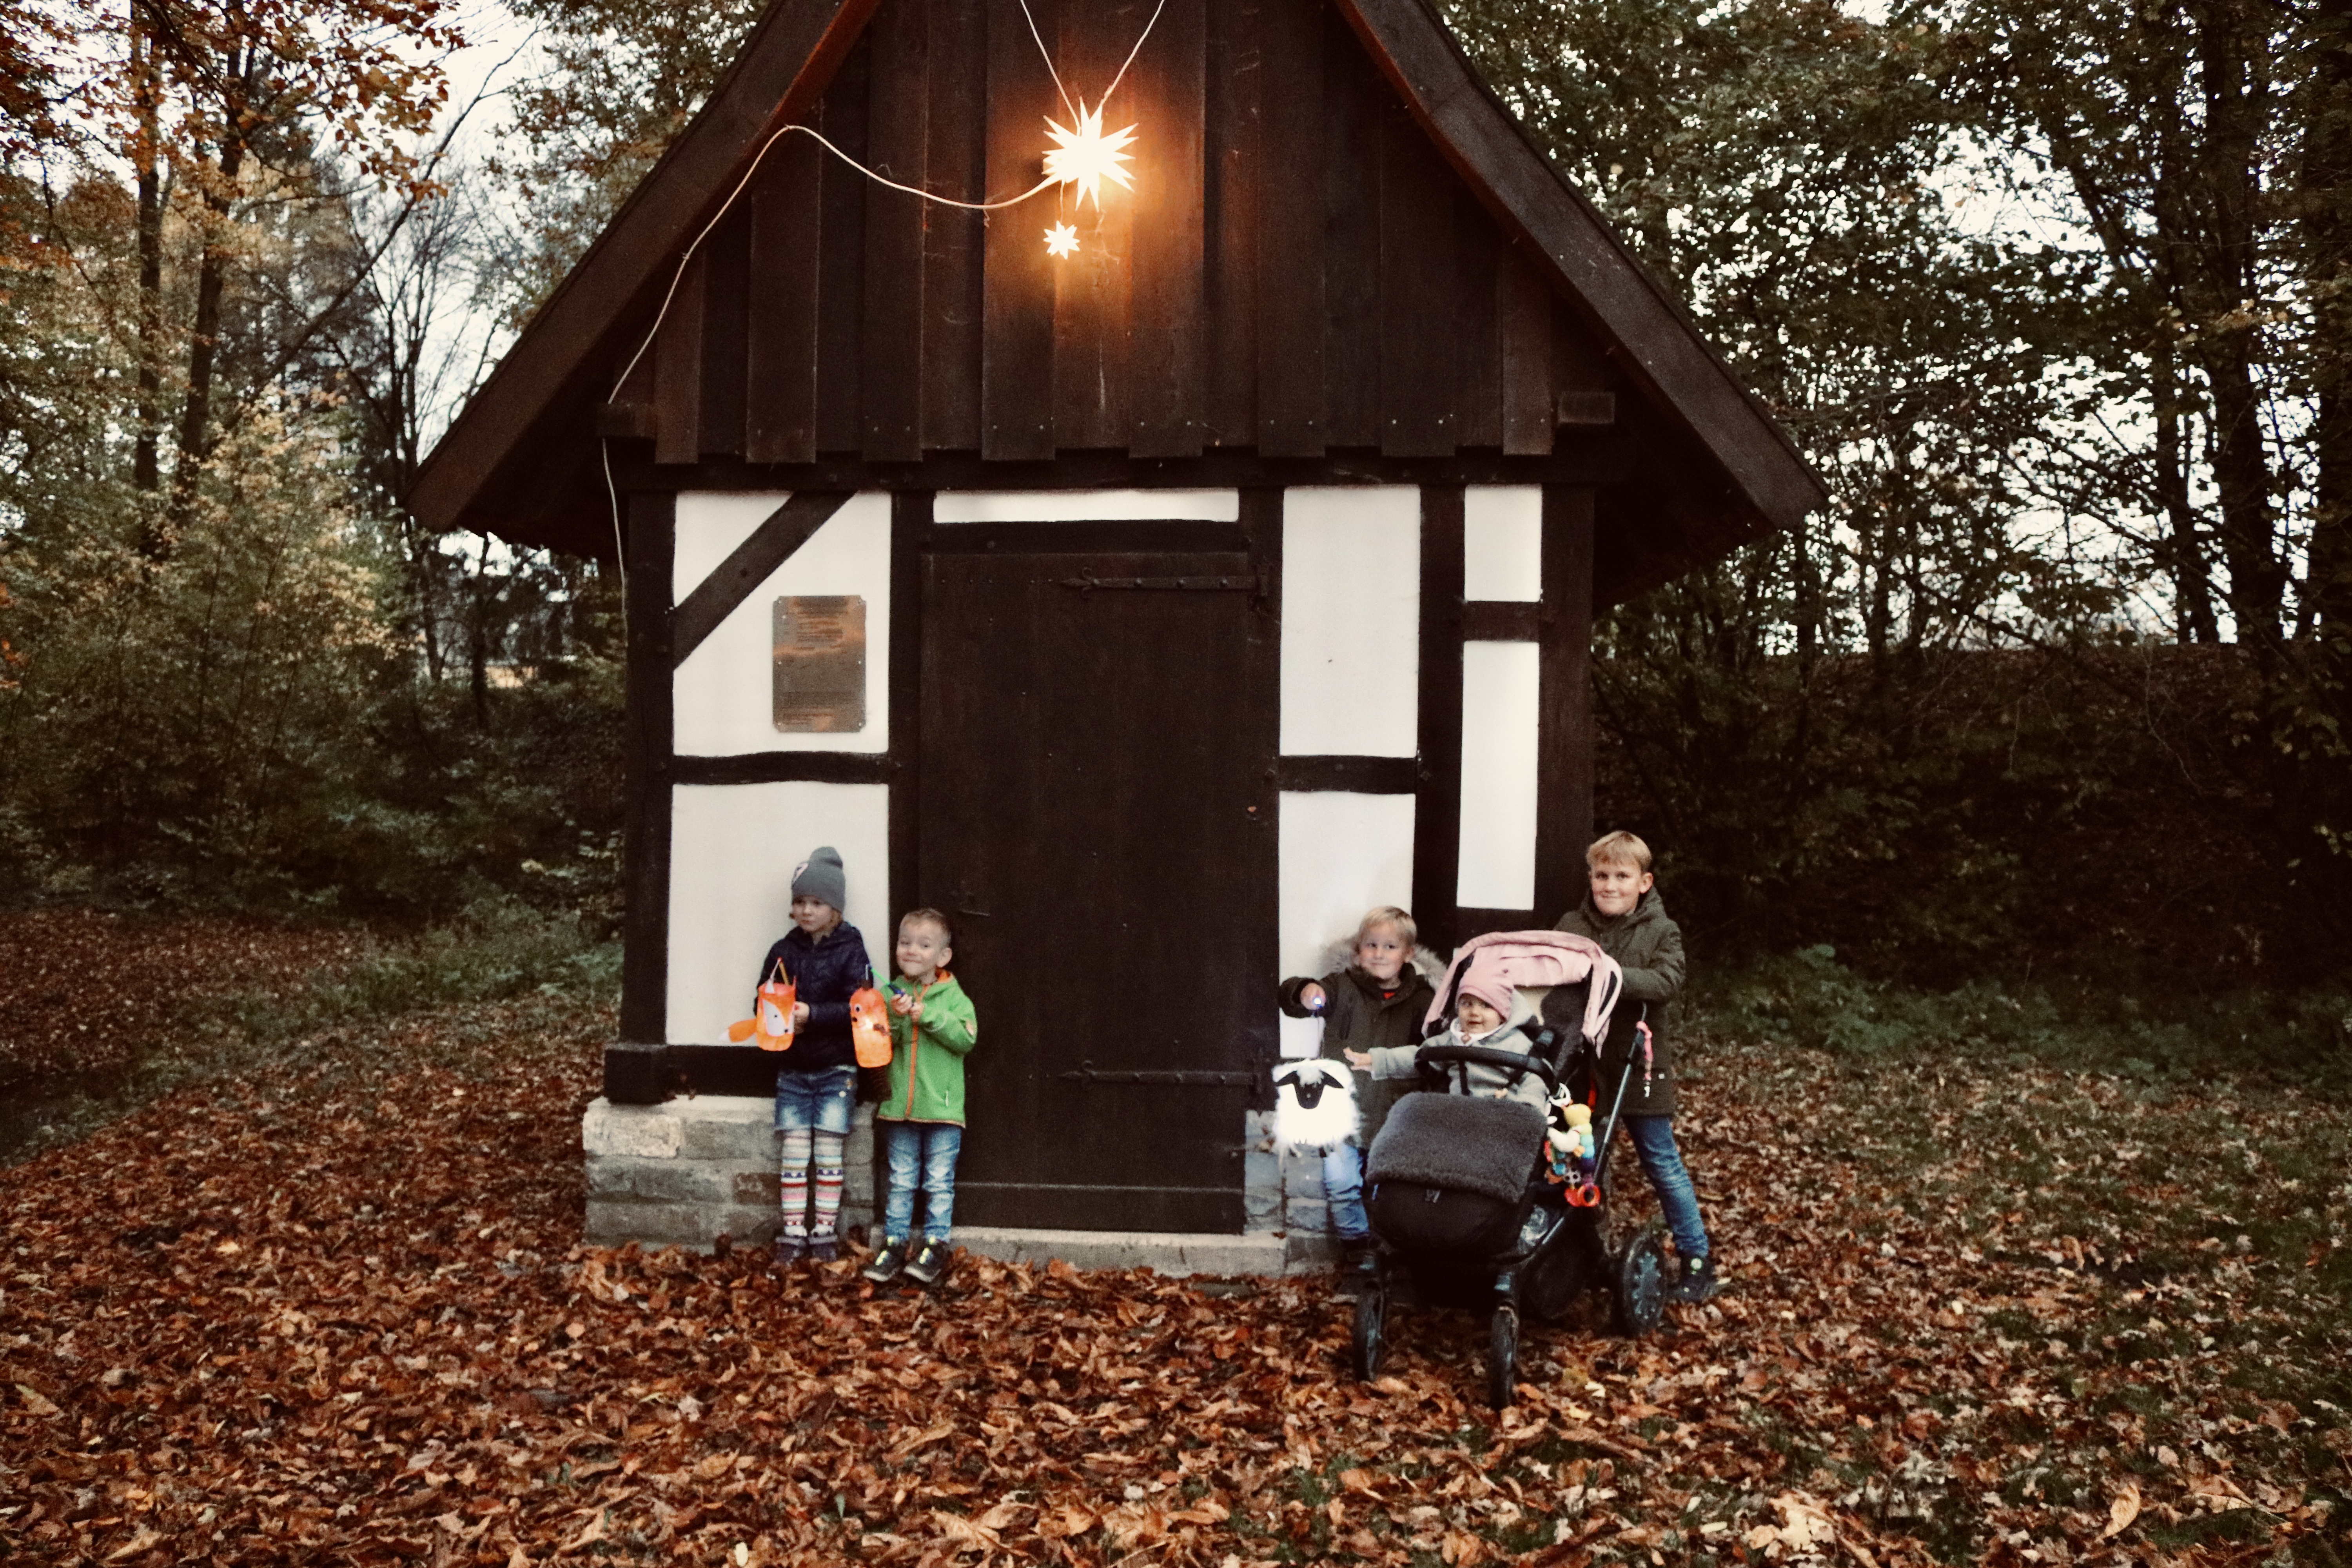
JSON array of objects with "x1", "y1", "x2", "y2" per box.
[
  {"x1": 1044, "y1": 221, "x2": 1080, "y2": 258},
  {"x1": 1042, "y1": 100, "x2": 1137, "y2": 210}
]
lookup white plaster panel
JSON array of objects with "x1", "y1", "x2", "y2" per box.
[
  {"x1": 665, "y1": 782, "x2": 890, "y2": 1045},
  {"x1": 1276, "y1": 791, "x2": 1417, "y2": 1059},
  {"x1": 1278, "y1": 487, "x2": 1420, "y2": 758},
  {"x1": 672, "y1": 491, "x2": 891, "y2": 756},
  {"x1": 933, "y1": 488, "x2": 1240, "y2": 522},
  {"x1": 1455, "y1": 641, "x2": 1541, "y2": 910},
  {"x1": 1464, "y1": 485, "x2": 1543, "y2": 602}
]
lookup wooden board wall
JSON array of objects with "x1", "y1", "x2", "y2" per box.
[{"x1": 632, "y1": 0, "x2": 1618, "y2": 466}]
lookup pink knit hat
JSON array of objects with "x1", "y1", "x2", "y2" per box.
[{"x1": 1454, "y1": 955, "x2": 1519, "y2": 1024}]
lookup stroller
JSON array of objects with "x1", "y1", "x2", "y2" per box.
[{"x1": 1351, "y1": 931, "x2": 1669, "y2": 1408}]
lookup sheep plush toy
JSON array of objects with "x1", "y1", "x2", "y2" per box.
[{"x1": 1272, "y1": 1059, "x2": 1360, "y2": 1154}]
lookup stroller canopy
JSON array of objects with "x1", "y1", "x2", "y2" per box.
[{"x1": 1426, "y1": 930, "x2": 1623, "y2": 1046}]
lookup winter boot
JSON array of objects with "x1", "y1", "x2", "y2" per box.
[
  {"x1": 903, "y1": 1238, "x2": 952, "y2": 1287},
  {"x1": 862, "y1": 1238, "x2": 911, "y2": 1285},
  {"x1": 1669, "y1": 1253, "x2": 1722, "y2": 1304}
]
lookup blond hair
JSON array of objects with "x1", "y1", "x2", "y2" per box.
[
  {"x1": 898, "y1": 906, "x2": 955, "y2": 944},
  {"x1": 1586, "y1": 831, "x2": 1653, "y2": 874},
  {"x1": 1355, "y1": 906, "x2": 1418, "y2": 947}
]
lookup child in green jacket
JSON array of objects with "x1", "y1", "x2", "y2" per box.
[{"x1": 862, "y1": 909, "x2": 977, "y2": 1289}]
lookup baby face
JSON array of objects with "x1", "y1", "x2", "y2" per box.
[
  {"x1": 1455, "y1": 993, "x2": 1504, "y2": 1037},
  {"x1": 1355, "y1": 924, "x2": 1410, "y2": 984},
  {"x1": 1588, "y1": 858, "x2": 1653, "y2": 918}
]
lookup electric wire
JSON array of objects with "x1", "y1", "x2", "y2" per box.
[{"x1": 597, "y1": 0, "x2": 1167, "y2": 601}]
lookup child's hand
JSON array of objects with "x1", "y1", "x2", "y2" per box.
[
  {"x1": 890, "y1": 991, "x2": 913, "y2": 1014},
  {"x1": 1343, "y1": 1049, "x2": 1372, "y2": 1070},
  {"x1": 1299, "y1": 982, "x2": 1327, "y2": 1013},
  {"x1": 792, "y1": 1001, "x2": 811, "y2": 1027},
  {"x1": 903, "y1": 998, "x2": 924, "y2": 1020}
]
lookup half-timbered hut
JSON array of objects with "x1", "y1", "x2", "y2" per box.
[{"x1": 414, "y1": 0, "x2": 1822, "y2": 1254}]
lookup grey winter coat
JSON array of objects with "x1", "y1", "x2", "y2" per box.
[
  {"x1": 1555, "y1": 889, "x2": 1686, "y2": 1118},
  {"x1": 1364, "y1": 1020, "x2": 1553, "y2": 1114}
]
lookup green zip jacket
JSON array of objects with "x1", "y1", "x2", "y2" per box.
[{"x1": 880, "y1": 973, "x2": 978, "y2": 1125}]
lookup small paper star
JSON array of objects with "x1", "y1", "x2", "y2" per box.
[{"x1": 1044, "y1": 221, "x2": 1080, "y2": 258}]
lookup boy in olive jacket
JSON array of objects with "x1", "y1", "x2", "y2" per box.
[
  {"x1": 1276, "y1": 906, "x2": 1439, "y2": 1263},
  {"x1": 1556, "y1": 831, "x2": 1720, "y2": 1304},
  {"x1": 862, "y1": 909, "x2": 977, "y2": 1289}
]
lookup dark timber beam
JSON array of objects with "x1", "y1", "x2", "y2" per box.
[{"x1": 669, "y1": 490, "x2": 853, "y2": 666}]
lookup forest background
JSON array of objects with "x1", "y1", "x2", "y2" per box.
[{"x1": 1, "y1": 0, "x2": 2348, "y2": 1083}]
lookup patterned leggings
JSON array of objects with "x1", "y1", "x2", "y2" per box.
[{"x1": 777, "y1": 1128, "x2": 847, "y2": 1241}]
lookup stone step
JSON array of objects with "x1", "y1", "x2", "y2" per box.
[{"x1": 951, "y1": 1226, "x2": 1292, "y2": 1278}]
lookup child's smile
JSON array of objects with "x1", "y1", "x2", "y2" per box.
[{"x1": 1589, "y1": 861, "x2": 1653, "y2": 918}]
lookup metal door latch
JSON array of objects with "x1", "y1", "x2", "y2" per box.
[
  {"x1": 1054, "y1": 574, "x2": 1260, "y2": 593},
  {"x1": 1058, "y1": 1060, "x2": 1255, "y2": 1087}
]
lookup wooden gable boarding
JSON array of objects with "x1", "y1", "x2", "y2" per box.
[{"x1": 414, "y1": 0, "x2": 1822, "y2": 1234}]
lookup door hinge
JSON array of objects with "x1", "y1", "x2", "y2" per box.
[{"x1": 1058, "y1": 1060, "x2": 1256, "y2": 1087}]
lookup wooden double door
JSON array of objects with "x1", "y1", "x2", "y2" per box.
[{"x1": 916, "y1": 524, "x2": 1276, "y2": 1232}]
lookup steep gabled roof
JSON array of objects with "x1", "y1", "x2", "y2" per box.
[{"x1": 413, "y1": 0, "x2": 1822, "y2": 596}]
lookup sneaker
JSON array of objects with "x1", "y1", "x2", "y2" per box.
[
  {"x1": 771, "y1": 1235, "x2": 806, "y2": 1268},
  {"x1": 862, "y1": 1238, "x2": 911, "y2": 1284},
  {"x1": 807, "y1": 1236, "x2": 840, "y2": 1265},
  {"x1": 1341, "y1": 1238, "x2": 1377, "y2": 1272},
  {"x1": 903, "y1": 1238, "x2": 951, "y2": 1287},
  {"x1": 1669, "y1": 1253, "x2": 1722, "y2": 1304}
]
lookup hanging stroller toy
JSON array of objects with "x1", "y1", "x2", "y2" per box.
[
  {"x1": 1545, "y1": 1090, "x2": 1599, "y2": 1207},
  {"x1": 1271, "y1": 1058, "x2": 1360, "y2": 1153},
  {"x1": 1352, "y1": 929, "x2": 1671, "y2": 1409}
]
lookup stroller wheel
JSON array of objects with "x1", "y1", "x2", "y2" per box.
[
  {"x1": 1486, "y1": 1305, "x2": 1519, "y2": 1410},
  {"x1": 1612, "y1": 1222, "x2": 1667, "y2": 1337},
  {"x1": 1352, "y1": 1284, "x2": 1388, "y2": 1381}
]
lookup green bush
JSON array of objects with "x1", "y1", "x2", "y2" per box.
[
  {"x1": 1700, "y1": 944, "x2": 2352, "y2": 1093},
  {"x1": 214, "y1": 895, "x2": 622, "y2": 1047}
]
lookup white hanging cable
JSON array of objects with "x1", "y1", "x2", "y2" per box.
[
  {"x1": 598, "y1": 0, "x2": 1167, "y2": 603},
  {"x1": 1101, "y1": 0, "x2": 1171, "y2": 107}
]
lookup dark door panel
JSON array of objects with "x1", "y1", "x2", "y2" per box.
[{"x1": 919, "y1": 547, "x2": 1275, "y2": 1232}]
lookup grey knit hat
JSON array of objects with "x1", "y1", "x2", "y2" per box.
[{"x1": 791, "y1": 846, "x2": 847, "y2": 911}]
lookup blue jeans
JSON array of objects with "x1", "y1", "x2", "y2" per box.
[
  {"x1": 1322, "y1": 1142, "x2": 1370, "y2": 1243},
  {"x1": 774, "y1": 1065, "x2": 856, "y2": 1135},
  {"x1": 882, "y1": 1121, "x2": 964, "y2": 1242},
  {"x1": 1618, "y1": 1114, "x2": 1709, "y2": 1262}
]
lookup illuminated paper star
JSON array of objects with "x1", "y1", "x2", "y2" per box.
[
  {"x1": 1044, "y1": 221, "x2": 1080, "y2": 258},
  {"x1": 1042, "y1": 100, "x2": 1137, "y2": 210}
]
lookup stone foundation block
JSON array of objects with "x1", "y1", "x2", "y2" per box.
[{"x1": 581, "y1": 1095, "x2": 873, "y2": 1253}]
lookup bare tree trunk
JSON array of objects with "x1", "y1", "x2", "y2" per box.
[
  {"x1": 168, "y1": 47, "x2": 255, "y2": 521},
  {"x1": 131, "y1": 5, "x2": 164, "y2": 514},
  {"x1": 169, "y1": 147, "x2": 241, "y2": 513},
  {"x1": 2192, "y1": 0, "x2": 2285, "y2": 663},
  {"x1": 2311, "y1": 1, "x2": 2352, "y2": 653},
  {"x1": 2151, "y1": 333, "x2": 2220, "y2": 642}
]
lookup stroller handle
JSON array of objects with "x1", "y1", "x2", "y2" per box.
[{"x1": 1414, "y1": 1044, "x2": 1561, "y2": 1096}]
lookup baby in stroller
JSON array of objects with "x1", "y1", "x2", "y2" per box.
[
  {"x1": 1346, "y1": 931, "x2": 1673, "y2": 1408},
  {"x1": 1345, "y1": 960, "x2": 1550, "y2": 1111}
]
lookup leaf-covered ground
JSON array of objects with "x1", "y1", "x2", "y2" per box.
[
  {"x1": 0, "y1": 911, "x2": 365, "y2": 1089},
  {"x1": 2, "y1": 941, "x2": 2347, "y2": 1564}
]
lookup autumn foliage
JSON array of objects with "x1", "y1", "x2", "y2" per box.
[{"x1": 2, "y1": 925, "x2": 2346, "y2": 1565}]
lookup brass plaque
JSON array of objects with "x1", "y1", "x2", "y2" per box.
[{"x1": 771, "y1": 595, "x2": 866, "y2": 732}]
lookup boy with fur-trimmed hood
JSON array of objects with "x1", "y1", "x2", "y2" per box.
[
  {"x1": 1556, "y1": 830, "x2": 1720, "y2": 1304},
  {"x1": 1276, "y1": 906, "x2": 1439, "y2": 1261}
]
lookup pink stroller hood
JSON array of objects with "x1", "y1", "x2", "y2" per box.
[{"x1": 1426, "y1": 930, "x2": 1623, "y2": 1045}]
